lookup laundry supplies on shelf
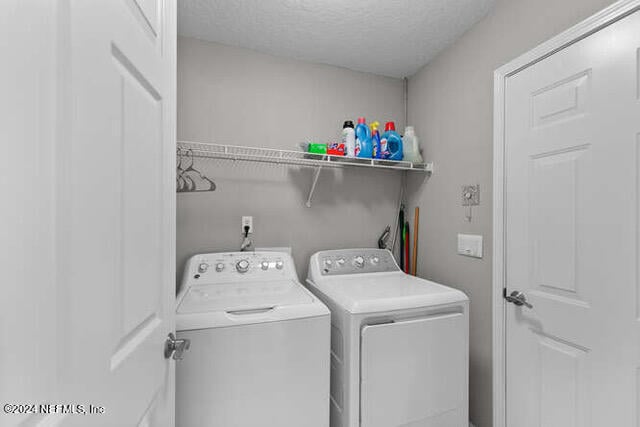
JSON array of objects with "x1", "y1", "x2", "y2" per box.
[
  {"x1": 381, "y1": 121, "x2": 403, "y2": 161},
  {"x1": 307, "y1": 143, "x2": 327, "y2": 154},
  {"x1": 370, "y1": 121, "x2": 382, "y2": 159},
  {"x1": 402, "y1": 126, "x2": 423, "y2": 163},
  {"x1": 342, "y1": 120, "x2": 356, "y2": 157},
  {"x1": 327, "y1": 142, "x2": 345, "y2": 156},
  {"x1": 355, "y1": 117, "x2": 373, "y2": 158},
  {"x1": 304, "y1": 118, "x2": 408, "y2": 161}
]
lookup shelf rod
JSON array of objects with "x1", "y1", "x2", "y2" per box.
[{"x1": 176, "y1": 141, "x2": 433, "y2": 173}]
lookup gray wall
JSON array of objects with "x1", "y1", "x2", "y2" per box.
[
  {"x1": 177, "y1": 37, "x2": 406, "y2": 282},
  {"x1": 405, "y1": 0, "x2": 615, "y2": 426}
]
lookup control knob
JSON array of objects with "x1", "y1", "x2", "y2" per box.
[
  {"x1": 275, "y1": 260, "x2": 284, "y2": 270},
  {"x1": 261, "y1": 261, "x2": 269, "y2": 270},
  {"x1": 198, "y1": 262, "x2": 209, "y2": 273},
  {"x1": 353, "y1": 256, "x2": 365, "y2": 268},
  {"x1": 215, "y1": 263, "x2": 225, "y2": 272},
  {"x1": 370, "y1": 256, "x2": 380, "y2": 265},
  {"x1": 236, "y1": 259, "x2": 250, "y2": 273}
]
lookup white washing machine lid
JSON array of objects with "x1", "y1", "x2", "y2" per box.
[
  {"x1": 307, "y1": 272, "x2": 468, "y2": 314},
  {"x1": 176, "y1": 279, "x2": 328, "y2": 331},
  {"x1": 178, "y1": 279, "x2": 313, "y2": 314}
]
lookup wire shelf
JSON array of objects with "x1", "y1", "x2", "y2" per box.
[{"x1": 177, "y1": 140, "x2": 433, "y2": 173}]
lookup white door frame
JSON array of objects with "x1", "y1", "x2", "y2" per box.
[{"x1": 492, "y1": 1, "x2": 640, "y2": 425}]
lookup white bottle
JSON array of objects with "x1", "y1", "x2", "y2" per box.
[
  {"x1": 402, "y1": 126, "x2": 423, "y2": 163},
  {"x1": 342, "y1": 120, "x2": 356, "y2": 157}
]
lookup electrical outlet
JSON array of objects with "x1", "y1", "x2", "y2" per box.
[
  {"x1": 242, "y1": 216, "x2": 253, "y2": 234},
  {"x1": 462, "y1": 185, "x2": 480, "y2": 206}
]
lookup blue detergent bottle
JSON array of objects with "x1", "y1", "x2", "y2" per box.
[
  {"x1": 370, "y1": 121, "x2": 382, "y2": 159},
  {"x1": 355, "y1": 117, "x2": 373, "y2": 158},
  {"x1": 381, "y1": 121, "x2": 403, "y2": 161}
]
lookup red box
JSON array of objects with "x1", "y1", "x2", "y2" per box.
[{"x1": 327, "y1": 142, "x2": 345, "y2": 156}]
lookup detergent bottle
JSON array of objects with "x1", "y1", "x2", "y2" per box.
[
  {"x1": 355, "y1": 117, "x2": 372, "y2": 158},
  {"x1": 370, "y1": 121, "x2": 382, "y2": 159},
  {"x1": 342, "y1": 120, "x2": 356, "y2": 157},
  {"x1": 381, "y1": 121, "x2": 403, "y2": 161},
  {"x1": 402, "y1": 126, "x2": 423, "y2": 163}
]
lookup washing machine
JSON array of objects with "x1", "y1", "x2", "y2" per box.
[
  {"x1": 176, "y1": 251, "x2": 330, "y2": 427},
  {"x1": 306, "y1": 248, "x2": 469, "y2": 427}
]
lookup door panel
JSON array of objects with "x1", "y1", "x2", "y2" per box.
[
  {"x1": 0, "y1": 2, "x2": 59, "y2": 425},
  {"x1": 63, "y1": 0, "x2": 176, "y2": 425},
  {"x1": 537, "y1": 333, "x2": 589, "y2": 427},
  {"x1": 1, "y1": 1, "x2": 176, "y2": 426},
  {"x1": 531, "y1": 70, "x2": 590, "y2": 128},
  {"x1": 505, "y1": 9, "x2": 640, "y2": 427},
  {"x1": 530, "y1": 146, "x2": 588, "y2": 295},
  {"x1": 115, "y1": 40, "x2": 164, "y2": 360},
  {"x1": 360, "y1": 313, "x2": 468, "y2": 427}
]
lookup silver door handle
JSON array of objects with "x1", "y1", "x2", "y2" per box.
[
  {"x1": 164, "y1": 333, "x2": 191, "y2": 360},
  {"x1": 505, "y1": 290, "x2": 533, "y2": 309}
]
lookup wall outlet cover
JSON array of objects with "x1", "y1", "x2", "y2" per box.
[{"x1": 242, "y1": 216, "x2": 253, "y2": 234}]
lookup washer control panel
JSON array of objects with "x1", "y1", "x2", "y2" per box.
[
  {"x1": 316, "y1": 249, "x2": 399, "y2": 275},
  {"x1": 185, "y1": 251, "x2": 293, "y2": 284}
]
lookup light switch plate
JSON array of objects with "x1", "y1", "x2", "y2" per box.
[{"x1": 457, "y1": 234, "x2": 483, "y2": 258}]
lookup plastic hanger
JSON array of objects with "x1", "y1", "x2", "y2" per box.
[{"x1": 177, "y1": 148, "x2": 216, "y2": 193}]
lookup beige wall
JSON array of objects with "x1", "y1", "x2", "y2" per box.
[
  {"x1": 406, "y1": 0, "x2": 616, "y2": 426},
  {"x1": 177, "y1": 37, "x2": 406, "y2": 282}
]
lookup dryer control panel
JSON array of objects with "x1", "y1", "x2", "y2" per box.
[{"x1": 313, "y1": 249, "x2": 399, "y2": 276}]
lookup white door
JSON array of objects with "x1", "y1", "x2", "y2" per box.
[
  {"x1": 1, "y1": 1, "x2": 176, "y2": 426},
  {"x1": 504, "y1": 9, "x2": 640, "y2": 427}
]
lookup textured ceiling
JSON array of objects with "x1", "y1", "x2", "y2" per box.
[{"x1": 178, "y1": 0, "x2": 495, "y2": 78}]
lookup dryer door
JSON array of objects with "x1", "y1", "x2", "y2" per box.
[{"x1": 360, "y1": 312, "x2": 468, "y2": 427}]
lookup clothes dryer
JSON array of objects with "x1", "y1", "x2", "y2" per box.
[{"x1": 306, "y1": 249, "x2": 469, "y2": 427}]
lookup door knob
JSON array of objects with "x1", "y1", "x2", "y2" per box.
[
  {"x1": 164, "y1": 333, "x2": 191, "y2": 360},
  {"x1": 505, "y1": 290, "x2": 533, "y2": 309}
]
